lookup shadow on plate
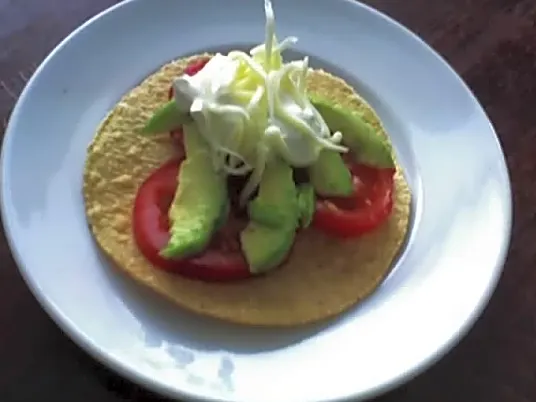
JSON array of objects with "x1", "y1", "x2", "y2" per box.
[{"x1": 97, "y1": 249, "x2": 336, "y2": 355}]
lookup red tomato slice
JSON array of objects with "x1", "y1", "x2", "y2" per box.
[
  {"x1": 132, "y1": 159, "x2": 251, "y2": 282},
  {"x1": 313, "y1": 163, "x2": 395, "y2": 238},
  {"x1": 184, "y1": 57, "x2": 210, "y2": 76}
]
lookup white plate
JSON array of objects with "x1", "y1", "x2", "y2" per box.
[{"x1": 0, "y1": 0, "x2": 512, "y2": 401}]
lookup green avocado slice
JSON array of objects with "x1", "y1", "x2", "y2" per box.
[
  {"x1": 141, "y1": 100, "x2": 192, "y2": 135},
  {"x1": 160, "y1": 125, "x2": 228, "y2": 259},
  {"x1": 247, "y1": 161, "x2": 300, "y2": 228},
  {"x1": 248, "y1": 202, "x2": 290, "y2": 229},
  {"x1": 308, "y1": 150, "x2": 353, "y2": 197},
  {"x1": 241, "y1": 160, "x2": 300, "y2": 273},
  {"x1": 309, "y1": 94, "x2": 395, "y2": 169},
  {"x1": 240, "y1": 223, "x2": 296, "y2": 274},
  {"x1": 183, "y1": 122, "x2": 210, "y2": 157},
  {"x1": 296, "y1": 183, "x2": 315, "y2": 228},
  {"x1": 248, "y1": 182, "x2": 314, "y2": 229}
]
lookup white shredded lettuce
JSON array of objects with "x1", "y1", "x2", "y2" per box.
[{"x1": 172, "y1": 0, "x2": 347, "y2": 204}]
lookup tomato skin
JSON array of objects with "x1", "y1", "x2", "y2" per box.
[
  {"x1": 132, "y1": 159, "x2": 251, "y2": 282},
  {"x1": 184, "y1": 57, "x2": 210, "y2": 76},
  {"x1": 313, "y1": 164, "x2": 395, "y2": 238}
]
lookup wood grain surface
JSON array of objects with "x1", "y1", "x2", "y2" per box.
[{"x1": 1, "y1": 0, "x2": 535, "y2": 401}]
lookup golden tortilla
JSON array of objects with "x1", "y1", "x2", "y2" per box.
[{"x1": 83, "y1": 53, "x2": 411, "y2": 327}]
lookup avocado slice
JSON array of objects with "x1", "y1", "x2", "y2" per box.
[
  {"x1": 183, "y1": 122, "x2": 210, "y2": 157},
  {"x1": 309, "y1": 150, "x2": 353, "y2": 197},
  {"x1": 240, "y1": 223, "x2": 295, "y2": 274},
  {"x1": 247, "y1": 182, "x2": 315, "y2": 230},
  {"x1": 247, "y1": 202, "x2": 289, "y2": 229},
  {"x1": 160, "y1": 126, "x2": 228, "y2": 259},
  {"x1": 241, "y1": 161, "x2": 300, "y2": 273},
  {"x1": 296, "y1": 183, "x2": 315, "y2": 228},
  {"x1": 309, "y1": 94, "x2": 395, "y2": 168},
  {"x1": 247, "y1": 161, "x2": 299, "y2": 228},
  {"x1": 141, "y1": 100, "x2": 191, "y2": 135}
]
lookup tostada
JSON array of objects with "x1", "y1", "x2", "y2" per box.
[{"x1": 83, "y1": 0, "x2": 411, "y2": 326}]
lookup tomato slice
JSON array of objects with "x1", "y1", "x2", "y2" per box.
[
  {"x1": 313, "y1": 163, "x2": 395, "y2": 238},
  {"x1": 132, "y1": 159, "x2": 251, "y2": 282},
  {"x1": 184, "y1": 57, "x2": 210, "y2": 76}
]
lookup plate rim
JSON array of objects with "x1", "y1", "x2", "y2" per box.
[{"x1": 0, "y1": 0, "x2": 513, "y2": 401}]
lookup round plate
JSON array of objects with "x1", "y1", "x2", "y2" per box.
[{"x1": 1, "y1": 0, "x2": 511, "y2": 401}]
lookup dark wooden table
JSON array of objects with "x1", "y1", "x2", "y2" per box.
[{"x1": 1, "y1": 0, "x2": 535, "y2": 401}]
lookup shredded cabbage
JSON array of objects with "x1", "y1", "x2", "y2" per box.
[{"x1": 172, "y1": 0, "x2": 347, "y2": 205}]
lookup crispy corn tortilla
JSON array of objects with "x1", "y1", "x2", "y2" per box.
[{"x1": 83, "y1": 54, "x2": 411, "y2": 326}]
